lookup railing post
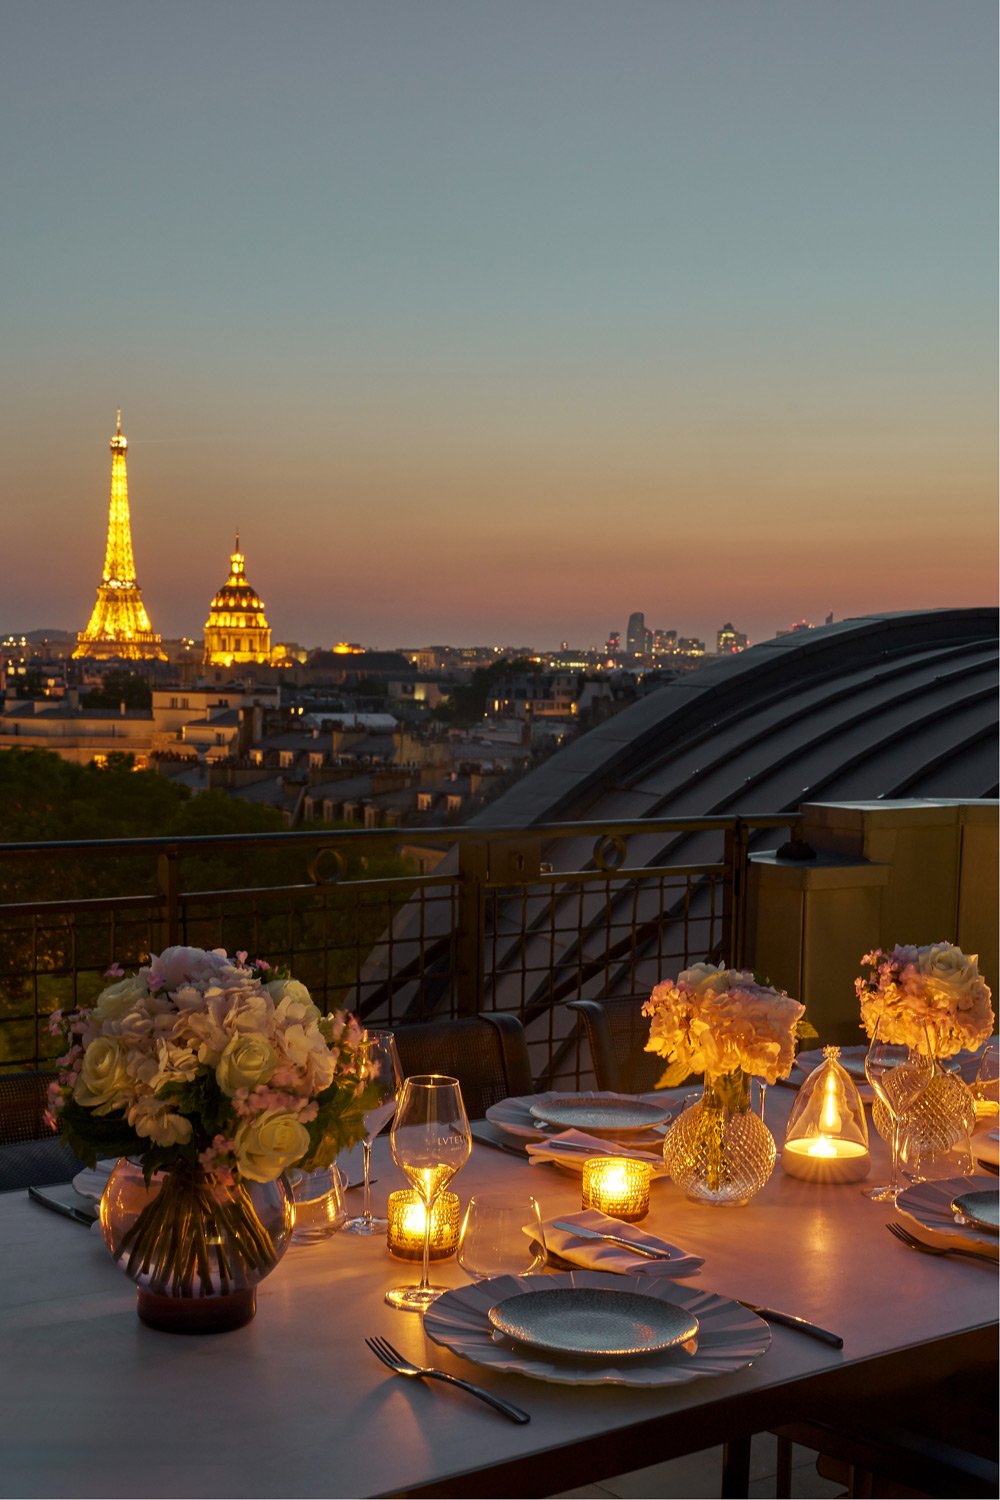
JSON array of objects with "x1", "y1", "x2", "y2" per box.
[
  {"x1": 455, "y1": 839, "x2": 487, "y2": 1017},
  {"x1": 722, "y1": 820, "x2": 750, "y2": 969},
  {"x1": 157, "y1": 847, "x2": 180, "y2": 951}
]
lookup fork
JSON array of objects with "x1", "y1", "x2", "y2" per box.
[
  {"x1": 365, "y1": 1336, "x2": 531, "y2": 1424},
  {"x1": 885, "y1": 1222, "x2": 998, "y2": 1265}
]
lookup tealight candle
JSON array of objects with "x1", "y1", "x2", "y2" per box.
[
  {"x1": 386, "y1": 1191, "x2": 460, "y2": 1260},
  {"x1": 581, "y1": 1157, "x2": 651, "y2": 1223},
  {"x1": 780, "y1": 1136, "x2": 871, "y2": 1183}
]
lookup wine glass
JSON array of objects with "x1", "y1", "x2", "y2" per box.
[
  {"x1": 385, "y1": 1075, "x2": 471, "y2": 1310},
  {"x1": 343, "y1": 1030, "x2": 402, "y2": 1235},
  {"x1": 973, "y1": 1041, "x2": 999, "y2": 1120},
  {"x1": 458, "y1": 1196, "x2": 547, "y2": 1281},
  {"x1": 864, "y1": 1021, "x2": 934, "y2": 1202}
]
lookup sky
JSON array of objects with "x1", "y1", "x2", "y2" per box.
[{"x1": 1, "y1": 0, "x2": 996, "y2": 651}]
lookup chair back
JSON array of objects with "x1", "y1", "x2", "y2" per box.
[
  {"x1": 0, "y1": 1070, "x2": 87, "y2": 1193},
  {"x1": 389, "y1": 1014, "x2": 533, "y2": 1120},
  {"x1": 567, "y1": 998, "x2": 664, "y2": 1093},
  {"x1": 0, "y1": 1071, "x2": 58, "y2": 1145}
]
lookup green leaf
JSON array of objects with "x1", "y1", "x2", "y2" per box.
[{"x1": 655, "y1": 1058, "x2": 693, "y2": 1089}]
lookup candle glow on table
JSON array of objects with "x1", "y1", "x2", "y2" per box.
[
  {"x1": 581, "y1": 1157, "x2": 651, "y2": 1222},
  {"x1": 781, "y1": 1045, "x2": 870, "y2": 1183},
  {"x1": 386, "y1": 1190, "x2": 460, "y2": 1260}
]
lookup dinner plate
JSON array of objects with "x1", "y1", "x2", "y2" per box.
[
  {"x1": 71, "y1": 1159, "x2": 119, "y2": 1201},
  {"x1": 423, "y1": 1270, "x2": 771, "y2": 1388},
  {"x1": 488, "y1": 1286, "x2": 699, "y2": 1357},
  {"x1": 951, "y1": 1190, "x2": 999, "y2": 1235},
  {"x1": 486, "y1": 1090, "x2": 678, "y2": 1140},
  {"x1": 896, "y1": 1175, "x2": 999, "y2": 1254},
  {"x1": 794, "y1": 1047, "x2": 961, "y2": 1090},
  {"x1": 527, "y1": 1095, "x2": 672, "y2": 1133}
]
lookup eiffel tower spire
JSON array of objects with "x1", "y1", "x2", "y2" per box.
[{"x1": 74, "y1": 411, "x2": 165, "y2": 660}]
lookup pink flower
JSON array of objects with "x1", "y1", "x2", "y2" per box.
[
  {"x1": 254, "y1": 959, "x2": 271, "y2": 972},
  {"x1": 236, "y1": 950, "x2": 248, "y2": 967},
  {"x1": 104, "y1": 962, "x2": 125, "y2": 979}
]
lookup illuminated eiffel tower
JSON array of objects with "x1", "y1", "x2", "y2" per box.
[{"x1": 74, "y1": 411, "x2": 165, "y2": 660}]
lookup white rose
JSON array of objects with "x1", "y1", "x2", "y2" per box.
[
  {"x1": 678, "y1": 962, "x2": 731, "y2": 997},
  {"x1": 73, "y1": 1037, "x2": 131, "y2": 1114},
  {"x1": 91, "y1": 976, "x2": 149, "y2": 1025},
  {"x1": 917, "y1": 944, "x2": 979, "y2": 995},
  {"x1": 268, "y1": 978, "x2": 321, "y2": 1022},
  {"x1": 233, "y1": 1110, "x2": 310, "y2": 1182},
  {"x1": 215, "y1": 1032, "x2": 277, "y2": 1097}
]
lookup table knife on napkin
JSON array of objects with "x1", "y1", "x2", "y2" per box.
[
  {"x1": 736, "y1": 1301, "x2": 843, "y2": 1348},
  {"x1": 28, "y1": 1184, "x2": 98, "y2": 1227},
  {"x1": 551, "y1": 1220, "x2": 674, "y2": 1259}
]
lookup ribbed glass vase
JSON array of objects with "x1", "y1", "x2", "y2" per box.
[
  {"x1": 100, "y1": 1159, "x2": 294, "y2": 1333},
  {"x1": 871, "y1": 1052, "x2": 977, "y2": 1173},
  {"x1": 663, "y1": 1068, "x2": 776, "y2": 1206}
]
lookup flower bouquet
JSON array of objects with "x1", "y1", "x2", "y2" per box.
[
  {"x1": 856, "y1": 942, "x2": 993, "y2": 1162},
  {"x1": 855, "y1": 942, "x2": 994, "y2": 1057},
  {"x1": 48, "y1": 945, "x2": 380, "y2": 1329},
  {"x1": 643, "y1": 962, "x2": 806, "y2": 1204}
]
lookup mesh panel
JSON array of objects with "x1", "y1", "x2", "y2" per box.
[
  {"x1": 391, "y1": 1019, "x2": 526, "y2": 1120},
  {"x1": 0, "y1": 1071, "x2": 58, "y2": 1145}
]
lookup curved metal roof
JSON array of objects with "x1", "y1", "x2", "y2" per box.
[{"x1": 475, "y1": 608, "x2": 999, "y2": 830}]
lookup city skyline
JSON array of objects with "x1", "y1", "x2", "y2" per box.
[{"x1": 2, "y1": 2, "x2": 996, "y2": 647}]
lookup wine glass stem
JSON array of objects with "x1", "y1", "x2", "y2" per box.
[
  {"x1": 418, "y1": 1194, "x2": 434, "y2": 1293},
  {"x1": 361, "y1": 1141, "x2": 373, "y2": 1223},
  {"x1": 889, "y1": 1113, "x2": 901, "y2": 1195}
]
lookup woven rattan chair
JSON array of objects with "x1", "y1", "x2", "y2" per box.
[
  {"x1": 390, "y1": 1014, "x2": 534, "y2": 1120},
  {"x1": 567, "y1": 997, "x2": 663, "y2": 1093},
  {"x1": 0, "y1": 1070, "x2": 86, "y2": 1192}
]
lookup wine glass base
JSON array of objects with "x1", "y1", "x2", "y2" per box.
[
  {"x1": 384, "y1": 1284, "x2": 449, "y2": 1311},
  {"x1": 343, "y1": 1216, "x2": 388, "y2": 1234},
  {"x1": 863, "y1": 1182, "x2": 899, "y2": 1202}
]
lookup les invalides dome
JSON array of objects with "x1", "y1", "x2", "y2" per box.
[{"x1": 203, "y1": 536, "x2": 272, "y2": 666}]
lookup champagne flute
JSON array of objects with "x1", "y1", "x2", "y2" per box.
[
  {"x1": 386, "y1": 1075, "x2": 471, "y2": 1310},
  {"x1": 344, "y1": 1030, "x2": 402, "y2": 1235},
  {"x1": 864, "y1": 1020, "x2": 934, "y2": 1202}
]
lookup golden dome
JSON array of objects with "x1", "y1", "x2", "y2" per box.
[{"x1": 203, "y1": 534, "x2": 272, "y2": 666}]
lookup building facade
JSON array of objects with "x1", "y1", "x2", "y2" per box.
[{"x1": 203, "y1": 538, "x2": 272, "y2": 667}]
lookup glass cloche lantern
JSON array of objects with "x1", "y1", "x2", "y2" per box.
[{"x1": 781, "y1": 1046, "x2": 870, "y2": 1183}]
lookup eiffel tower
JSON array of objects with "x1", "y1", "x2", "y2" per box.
[{"x1": 74, "y1": 411, "x2": 165, "y2": 660}]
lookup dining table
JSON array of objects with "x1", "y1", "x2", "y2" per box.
[{"x1": 1, "y1": 1086, "x2": 995, "y2": 1500}]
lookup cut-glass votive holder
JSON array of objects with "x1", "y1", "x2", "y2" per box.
[
  {"x1": 581, "y1": 1157, "x2": 651, "y2": 1223},
  {"x1": 386, "y1": 1190, "x2": 460, "y2": 1260}
]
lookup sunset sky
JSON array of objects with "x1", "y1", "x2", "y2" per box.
[{"x1": 1, "y1": 1, "x2": 995, "y2": 650}]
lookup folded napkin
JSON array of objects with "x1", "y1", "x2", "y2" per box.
[
  {"x1": 531, "y1": 1208, "x2": 704, "y2": 1278},
  {"x1": 525, "y1": 1128, "x2": 669, "y2": 1174}
]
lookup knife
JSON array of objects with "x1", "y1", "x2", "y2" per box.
[
  {"x1": 736, "y1": 1300, "x2": 843, "y2": 1348},
  {"x1": 28, "y1": 1185, "x2": 98, "y2": 1227},
  {"x1": 550, "y1": 1220, "x2": 674, "y2": 1259}
]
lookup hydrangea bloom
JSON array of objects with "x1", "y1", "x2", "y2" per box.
[{"x1": 643, "y1": 962, "x2": 805, "y2": 1086}]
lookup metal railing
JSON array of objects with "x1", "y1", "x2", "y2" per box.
[{"x1": 0, "y1": 813, "x2": 800, "y2": 1086}]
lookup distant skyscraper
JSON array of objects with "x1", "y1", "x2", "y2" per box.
[
  {"x1": 653, "y1": 630, "x2": 677, "y2": 655},
  {"x1": 717, "y1": 623, "x2": 748, "y2": 654},
  {"x1": 74, "y1": 411, "x2": 165, "y2": 660},
  {"x1": 203, "y1": 536, "x2": 272, "y2": 666},
  {"x1": 625, "y1": 611, "x2": 645, "y2": 656}
]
